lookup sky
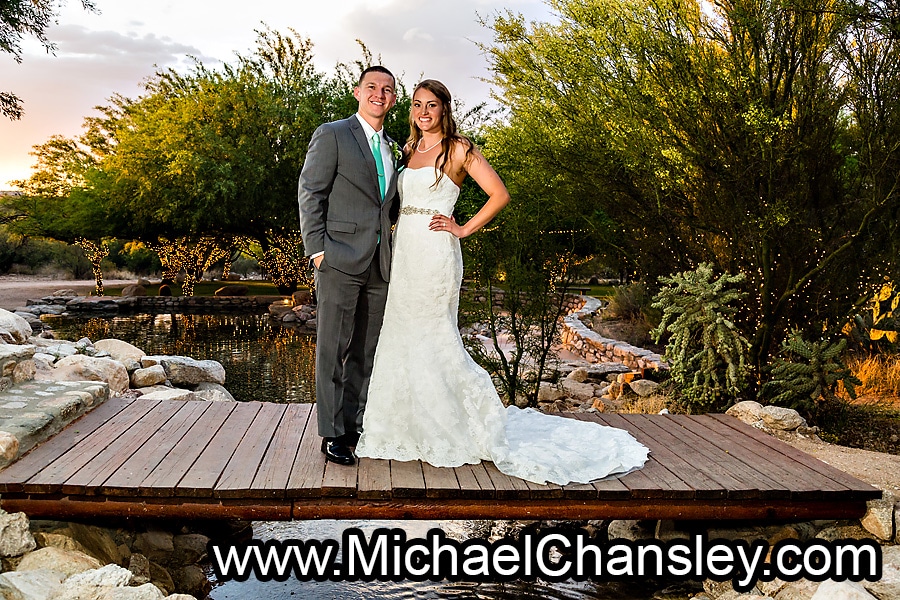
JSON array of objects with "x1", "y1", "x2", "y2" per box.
[{"x1": 0, "y1": 0, "x2": 553, "y2": 189}]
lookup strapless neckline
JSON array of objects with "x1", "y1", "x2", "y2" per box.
[{"x1": 402, "y1": 166, "x2": 461, "y2": 191}]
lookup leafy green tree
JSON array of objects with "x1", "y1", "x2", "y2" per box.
[{"x1": 485, "y1": 0, "x2": 900, "y2": 377}]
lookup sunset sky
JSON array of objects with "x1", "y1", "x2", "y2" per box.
[{"x1": 0, "y1": 0, "x2": 551, "y2": 189}]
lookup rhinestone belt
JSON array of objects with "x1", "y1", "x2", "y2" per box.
[{"x1": 400, "y1": 206, "x2": 441, "y2": 216}]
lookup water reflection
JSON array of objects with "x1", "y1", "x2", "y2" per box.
[{"x1": 48, "y1": 313, "x2": 316, "y2": 404}]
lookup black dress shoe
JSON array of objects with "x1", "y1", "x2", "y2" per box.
[{"x1": 321, "y1": 438, "x2": 355, "y2": 465}]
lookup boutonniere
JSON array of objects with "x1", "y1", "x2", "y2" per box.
[{"x1": 389, "y1": 140, "x2": 403, "y2": 170}]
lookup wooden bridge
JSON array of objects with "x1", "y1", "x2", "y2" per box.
[{"x1": 0, "y1": 397, "x2": 880, "y2": 521}]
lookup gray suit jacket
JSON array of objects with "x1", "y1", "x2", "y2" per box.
[{"x1": 298, "y1": 116, "x2": 400, "y2": 280}]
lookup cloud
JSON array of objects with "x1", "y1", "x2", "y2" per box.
[{"x1": 0, "y1": 25, "x2": 203, "y2": 187}]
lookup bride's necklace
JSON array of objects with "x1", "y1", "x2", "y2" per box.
[{"x1": 416, "y1": 137, "x2": 443, "y2": 153}]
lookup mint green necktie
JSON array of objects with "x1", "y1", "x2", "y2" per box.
[{"x1": 370, "y1": 133, "x2": 386, "y2": 200}]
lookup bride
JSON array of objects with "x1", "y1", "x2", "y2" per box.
[{"x1": 354, "y1": 80, "x2": 649, "y2": 485}]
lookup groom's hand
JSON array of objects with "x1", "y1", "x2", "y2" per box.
[{"x1": 313, "y1": 254, "x2": 324, "y2": 269}]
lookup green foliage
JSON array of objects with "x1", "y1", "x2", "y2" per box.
[
  {"x1": 760, "y1": 332, "x2": 861, "y2": 418},
  {"x1": 651, "y1": 263, "x2": 750, "y2": 411},
  {"x1": 484, "y1": 0, "x2": 900, "y2": 376},
  {"x1": 605, "y1": 282, "x2": 653, "y2": 322}
]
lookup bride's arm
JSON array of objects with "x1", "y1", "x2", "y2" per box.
[{"x1": 430, "y1": 143, "x2": 510, "y2": 239}]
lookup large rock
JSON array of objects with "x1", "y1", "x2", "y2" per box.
[
  {"x1": 566, "y1": 367, "x2": 589, "y2": 383},
  {"x1": 0, "y1": 431, "x2": 19, "y2": 463},
  {"x1": 726, "y1": 400, "x2": 765, "y2": 424},
  {"x1": 16, "y1": 546, "x2": 102, "y2": 577},
  {"x1": 142, "y1": 356, "x2": 225, "y2": 386},
  {"x1": 628, "y1": 379, "x2": 660, "y2": 397},
  {"x1": 93, "y1": 340, "x2": 145, "y2": 363},
  {"x1": 760, "y1": 405, "x2": 806, "y2": 431},
  {"x1": 59, "y1": 563, "x2": 133, "y2": 588},
  {"x1": 120, "y1": 284, "x2": 147, "y2": 297},
  {"x1": 866, "y1": 544, "x2": 900, "y2": 599},
  {"x1": 172, "y1": 565, "x2": 210, "y2": 598},
  {"x1": 138, "y1": 388, "x2": 197, "y2": 402},
  {"x1": 0, "y1": 510, "x2": 37, "y2": 557},
  {"x1": 560, "y1": 378, "x2": 595, "y2": 401},
  {"x1": 133, "y1": 531, "x2": 174, "y2": 564},
  {"x1": 537, "y1": 383, "x2": 565, "y2": 403},
  {"x1": 49, "y1": 355, "x2": 129, "y2": 394},
  {"x1": 33, "y1": 532, "x2": 91, "y2": 556},
  {"x1": 860, "y1": 490, "x2": 895, "y2": 540},
  {"x1": 131, "y1": 366, "x2": 167, "y2": 388},
  {"x1": 0, "y1": 308, "x2": 33, "y2": 344},
  {"x1": 191, "y1": 382, "x2": 235, "y2": 402},
  {"x1": 811, "y1": 580, "x2": 877, "y2": 599},
  {"x1": 0, "y1": 569, "x2": 66, "y2": 600},
  {"x1": 67, "y1": 523, "x2": 126, "y2": 566}
]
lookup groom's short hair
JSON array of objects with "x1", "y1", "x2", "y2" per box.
[{"x1": 359, "y1": 66, "x2": 395, "y2": 87}]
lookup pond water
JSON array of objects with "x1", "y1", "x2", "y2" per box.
[
  {"x1": 48, "y1": 312, "x2": 316, "y2": 404},
  {"x1": 48, "y1": 312, "x2": 693, "y2": 600}
]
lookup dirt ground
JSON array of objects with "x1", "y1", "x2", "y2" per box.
[{"x1": 0, "y1": 275, "x2": 133, "y2": 311}]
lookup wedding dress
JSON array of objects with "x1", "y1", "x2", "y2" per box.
[{"x1": 354, "y1": 167, "x2": 649, "y2": 485}]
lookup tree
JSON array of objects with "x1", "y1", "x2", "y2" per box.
[
  {"x1": 485, "y1": 0, "x2": 900, "y2": 379},
  {"x1": 1, "y1": 0, "x2": 98, "y2": 119}
]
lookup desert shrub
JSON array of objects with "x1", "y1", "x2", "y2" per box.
[
  {"x1": 651, "y1": 263, "x2": 750, "y2": 412},
  {"x1": 760, "y1": 331, "x2": 861, "y2": 419},
  {"x1": 605, "y1": 282, "x2": 651, "y2": 321},
  {"x1": 844, "y1": 353, "x2": 900, "y2": 399}
]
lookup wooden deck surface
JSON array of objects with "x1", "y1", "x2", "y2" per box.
[{"x1": 0, "y1": 397, "x2": 881, "y2": 521}]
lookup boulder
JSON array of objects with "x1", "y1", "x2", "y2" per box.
[
  {"x1": 811, "y1": 580, "x2": 876, "y2": 599},
  {"x1": 537, "y1": 383, "x2": 564, "y2": 403},
  {"x1": 773, "y1": 579, "x2": 821, "y2": 600},
  {"x1": 133, "y1": 531, "x2": 174, "y2": 564},
  {"x1": 120, "y1": 284, "x2": 147, "y2": 297},
  {"x1": 860, "y1": 490, "x2": 895, "y2": 540},
  {"x1": 131, "y1": 366, "x2": 167, "y2": 388},
  {"x1": 726, "y1": 400, "x2": 765, "y2": 424},
  {"x1": 33, "y1": 532, "x2": 91, "y2": 556},
  {"x1": 48, "y1": 355, "x2": 129, "y2": 394},
  {"x1": 0, "y1": 431, "x2": 19, "y2": 463},
  {"x1": 93, "y1": 340, "x2": 145, "y2": 363},
  {"x1": 628, "y1": 379, "x2": 660, "y2": 397},
  {"x1": 560, "y1": 378, "x2": 595, "y2": 401},
  {"x1": 143, "y1": 356, "x2": 225, "y2": 386},
  {"x1": 61, "y1": 563, "x2": 133, "y2": 587},
  {"x1": 191, "y1": 382, "x2": 235, "y2": 402},
  {"x1": 0, "y1": 511, "x2": 37, "y2": 557},
  {"x1": 214, "y1": 285, "x2": 247, "y2": 297},
  {"x1": 292, "y1": 290, "x2": 312, "y2": 305},
  {"x1": 865, "y1": 544, "x2": 900, "y2": 599},
  {"x1": 566, "y1": 367, "x2": 589, "y2": 383},
  {"x1": 0, "y1": 308, "x2": 33, "y2": 344},
  {"x1": 760, "y1": 405, "x2": 806, "y2": 431},
  {"x1": 138, "y1": 388, "x2": 197, "y2": 402},
  {"x1": 225, "y1": 273, "x2": 242, "y2": 281},
  {"x1": 172, "y1": 565, "x2": 210, "y2": 598},
  {"x1": 67, "y1": 523, "x2": 126, "y2": 566},
  {"x1": 16, "y1": 546, "x2": 102, "y2": 577},
  {"x1": 128, "y1": 553, "x2": 151, "y2": 586},
  {"x1": 0, "y1": 569, "x2": 65, "y2": 600}
]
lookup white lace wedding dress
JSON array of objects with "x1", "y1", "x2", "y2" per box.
[{"x1": 354, "y1": 167, "x2": 649, "y2": 485}]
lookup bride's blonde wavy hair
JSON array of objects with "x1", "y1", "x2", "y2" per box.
[{"x1": 406, "y1": 79, "x2": 474, "y2": 187}]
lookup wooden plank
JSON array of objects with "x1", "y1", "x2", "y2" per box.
[
  {"x1": 61, "y1": 400, "x2": 184, "y2": 495},
  {"x1": 176, "y1": 402, "x2": 262, "y2": 497},
  {"x1": 248, "y1": 403, "x2": 312, "y2": 498},
  {"x1": 103, "y1": 401, "x2": 211, "y2": 496},
  {"x1": 453, "y1": 464, "x2": 488, "y2": 499},
  {"x1": 390, "y1": 460, "x2": 425, "y2": 498},
  {"x1": 322, "y1": 460, "x2": 358, "y2": 497},
  {"x1": 139, "y1": 402, "x2": 237, "y2": 497},
  {"x1": 708, "y1": 414, "x2": 882, "y2": 497},
  {"x1": 524, "y1": 479, "x2": 564, "y2": 499},
  {"x1": 215, "y1": 403, "x2": 287, "y2": 498},
  {"x1": 285, "y1": 404, "x2": 326, "y2": 498},
  {"x1": 482, "y1": 461, "x2": 530, "y2": 500},
  {"x1": 357, "y1": 458, "x2": 392, "y2": 500},
  {"x1": 591, "y1": 413, "x2": 694, "y2": 499},
  {"x1": 612, "y1": 414, "x2": 736, "y2": 499},
  {"x1": 0, "y1": 396, "x2": 136, "y2": 492},
  {"x1": 463, "y1": 462, "x2": 496, "y2": 499},
  {"x1": 421, "y1": 463, "x2": 460, "y2": 499},
  {"x1": 671, "y1": 415, "x2": 845, "y2": 499},
  {"x1": 24, "y1": 399, "x2": 160, "y2": 494},
  {"x1": 609, "y1": 415, "x2": 788, "y2": 498}
]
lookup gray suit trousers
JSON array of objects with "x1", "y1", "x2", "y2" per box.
[{"x1": 313, "y1": 248, "x2": 388, "y2": 439}]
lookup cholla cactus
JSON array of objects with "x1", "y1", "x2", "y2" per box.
[
  {"x1": 761, "y1": 331, "x2": 860, "y2": 416},
  {"x1": 652, "y1": 263, "x2": 749, "y2": 412}
]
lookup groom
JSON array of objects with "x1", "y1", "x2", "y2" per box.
[{"x1": 298, "y1": 66, "x2": 400, "y2": 466}]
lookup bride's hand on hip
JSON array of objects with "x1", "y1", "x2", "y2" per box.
[{"x1": 429, "y1": 214, "x2": 463, "y2": 238}]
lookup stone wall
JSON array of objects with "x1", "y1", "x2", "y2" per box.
[
  {"x1": 559, "y1": 296, "x2": 669, "y2": 372},
  {"x1": 27, "y1": 295, "x2": 281, "y2": 314}
]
